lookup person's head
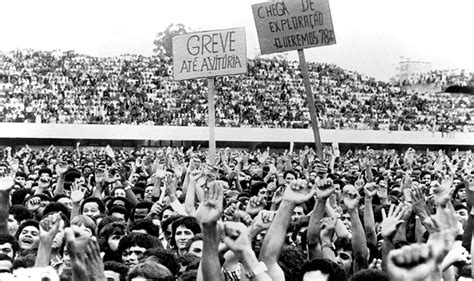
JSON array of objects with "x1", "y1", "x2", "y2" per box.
[
  {"x1": 144, "y1": 185, "x2": 154, "y2": 202},
  {"x1": 131, "y1": 219, "x2": 160, "y2": 237},
  {"x1": 250, "y1": 182, "x2": 268, "y2": 201},
  {"x1": 0, "y1": 253, "x2": 13, "y2": 274},
  {"x1": 104, "y1": 261, "x2": 129, "y2": 281},
  {"x1": 300, "y1": 258, "x2": 346, "y2": 281},
  {"x1": 284, "y1": 170, "x2": 297, "y2": 185},
  {"x1": 8, "y1": 205, "x2": 33, "y2": 236},
  {"x1": 14, "y1": 171, "x2": 27, "y2": 187},
  {"x1": 0, "y1": 234, "x2": 19, "y2": 260},
  {"x1": 109, "y1": 205, "x2": 129, "y2": 222},
  {"x1": 454, "y1": 203, "x2": 469, "y2": 227},
  {"x1": 143, "y1": 248, "x2": 180, "y2": 277},
  {"x1": 161, "y1": 216, "x2": 183, "y2": 244},
  {"x1": 15, "y1": 220, "x2": 40, "y2": 251},
  {"x1": 42, "y1": 202, "x2": 71, "y2": 224},
  {"x1": 334, "y1": 237, "x2": 353, "y2": 275},
  {"x1": 127, "y1": 260, "x2": 174, "y2": 281},
  {"x1": 291, "y1": 205, "x2": 306, "y2": 222},
  {"x1": 171, "y1": 217, "x2": 201, "y2": 252},
  {"x1": 279, "y1": 246, "x2": 307, "y2": 281},
  {"x1": 24, "y1": 193, "x2": 52, "y2": 219},
  {"x1": 184, "y1": 234, "x2": 203, "y2": 258},
  {"x1": 80, "y1": 197, "x2": 106, "y2": 219},
  {"x1": 161, "y1": 207, "x2": 177, "y2": 222},
  {"x1": 99, "y1": 222, "x2": 128, "y2": 253},
  {"x1": 70, "y1": 215, "x2": 97, "y2": 237},
  {"x1": 132, "y1": 187, "x2": 145, "y2": 202},
  {"x1": 113, "y1": 187, "x2": 126, "y2": 198},
  {"x1": 54, "y1": 194, "x2": 74, "y2": 212},
  {"x1": 119, "y1": 233, "x2": 160, "y2": 268},
  {"x1": 132, "y1": 202, "x2": 153, "y2": 222},
  {"x1": 349, "y1": 269, "x2": 389, "y2": 281}
]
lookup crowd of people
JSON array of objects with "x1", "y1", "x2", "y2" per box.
[
  {"x1": 0, "y1": 143, "x2": 471, "y2": 280},
  {"x1": 0, "y1": 49, "x2": 472, "y2": 133}
]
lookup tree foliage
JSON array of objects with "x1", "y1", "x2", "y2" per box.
[{"x1": 153, "y1": 23, "x2": 189, "y2": 57}]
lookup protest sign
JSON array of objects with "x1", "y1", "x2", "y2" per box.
[
  {"x1": 252, "y1": 0, "x2": 336, "y2": 54},
  {"x1": 172, "y1": 27, "x2": 247, "y2": 81}
]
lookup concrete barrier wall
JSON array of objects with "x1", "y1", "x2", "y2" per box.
[{"x1": 0, "y1": 123, "x2": 472, "y2": 146}]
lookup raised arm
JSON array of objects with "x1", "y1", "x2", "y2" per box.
[
  {"x1": 363, "y1": 183, "x2": 377, "y2": 247},
  {"x1": 196, "y1": 180, "x2": 226, "y2": 281},
  {"x1": 260, "y1": 179, "x2": 315, "y2": 281},
  {"x1": 35, "y1": 213, "x2": 64, "y2": 267},
  {"x1": 0, "y1": 176, "x2": 14, "y2": 235},
  {"x1": 342, "y1": 184, "x2": 368, "y2": 272},
  {"x1": 53, "y1": 161, "x2": 68, "y2": 196},
  {"x1": 307, "y1": 179, "x2": 335, "y2": 260}
]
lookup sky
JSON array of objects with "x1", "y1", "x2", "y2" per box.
[{"x1": 1, "y1": 0, "x2": 473, "y2": 81}]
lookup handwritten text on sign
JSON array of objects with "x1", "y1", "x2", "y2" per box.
[
  {"x1": 252, "y1": 0, "x2": 336, "y2": 54},
  {"x1": 172, "y1": 27, "x2": 247, "y2": 80}
]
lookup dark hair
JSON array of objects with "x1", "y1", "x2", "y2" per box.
[
  {"x1": 300, "y1": 258, "x2": 347, "y2": 281},
  {"x1": 161, "y1": 215, "x2": 183, "y2": 237},
  {"x1": 131, "y1": 219, "x2": 160, "y2": 237},
  {"x1": 184, "y1": 234, "x2": 202, "y2": 252},
  {"x1": 12, "y1": 253, "x2": 36, "y2": 270},
  {"x1": 15, "y1": 171, "x2": 27, "y2": 179},
  {"x1": 250, "y1": 182, "x2": 267, "y2": 197},
  {"x1": 99, "y1": 222, "x2": 128, "y2": 252},
  {"x1": 132, "y1": 201, "x2": 153, "y2": 221},
  {"x1": 109, "y1": 205, "x2": 130, "y2": 221},
  {"x1": 127, "y1": 260, "x2": 174, "y2": 281},
  {"x1": 107, "y1": 196, "x2": 131, "y2": 213},
  {"x1": 80, "y1": 197, "x2": 106, "y2": 214},
  {"x1": 179, "y1": 269, "x2": 198, "y2": 281},
  {"x1": 132, "y1": 187, "x2": 145, "y2": 198},
  {"x1": 279, "y1": 246, "x2": 307, "y2": 281},
  {"x1": 170, "y1": 217, "x2": 201, "y2": 249},
  {"x1": 38, "y1": 167, "x2": 53, "y2": 178},
  {"x1": 97, "y1": 216, "x2": 122, "y2": 235},
  {"x1": 349, "y1": 269, "x2": 389, "y2": 281},
  {"x1": 43, "y1": 202, "x2": 71, "y2": 222},
  {"x1": 118, "y1": 233, "x2": 161, "y2": 254},
  {"x1": 104, "y1": 261, "x2": 129, "y2": 281},
  {"x1": 283, "y1": 170, "x2": 298, "y2": 180},
  {"x1": 178, "y1": 253, "x2": 200, "y2": 269},
  {"x1": 144, "y1": 248, "x2": 180, "y2": 276},
  {"x1": 335, "y1": 237, "x2": 353, "y2": 253},
  {"x1": 0, "y1": 234, "x2": 19, "y2": 257},
  {"x1": 11, "y1": 189, "x2": 31, "y2": 205},
  {"x1": 14, "y1": 220, "x2": 39, "y2": 240},
  {"x1": 9, "y1": 205, "x2": 33, "y2": 224}
]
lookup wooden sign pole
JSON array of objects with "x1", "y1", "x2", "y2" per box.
[
  {"x1": 298, "y1": 49, "x2": 323, "y2": 160},
  {"x1": 207, "y1": 77, "x2": 216, "y2": 165}
]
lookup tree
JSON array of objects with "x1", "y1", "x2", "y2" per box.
[{"x1": 153, "y1": 23, "x2": 190, "y2": 57}]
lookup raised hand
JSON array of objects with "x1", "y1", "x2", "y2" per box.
[
  {"x1": 220, "y1": 221, "x2": 252, "y2": 254},
  {"x1": 155, "y1": 164, "x2": 166, "y2": 179},
  {"x1": 320, "y1": 217, "x2": 337, "y2": 243},
  {"x1": 411, "y1": 186, "x2": 429, "y2": 218},
  {"x1": 195, "y1": 180, "x2": 225, "y2": 226},
  {"x1": 39, "y1": 212, "x2": 64, "y2": 242},
  {"x1": 70, "y1": 182, "x2": 86, "y2": 204},
  {"x1": 251, "y1": 210, "x2": 276, "y2": 233},
  {"x1": 189, "y1": 169, "x2": 203, "y2": 183},
  {"x1": 0, "y1": 176, "x2": 14, "y2": 192},
  {"x1": 380, "y1": 204, "x2": 408, "y2": 238},
  {"x1": 314, "y1": 178, "x2": 335, "y2": 200},
  {"x1": 387, "y1": 243, "x2": 440, "y2": 281},
  {"x1": 342, "y1": 184, "x2": 361, "y2": 210},
  {"x1": 368, "y1": 258, "x2": 382, "y2": 271},
  {"x1": 283, "y1": 179, "x2": 315, "y2": 205},
  {"x1": 245, "y1": 196, "x2": 267, "y2": 218},
  {"x1": 55, "y1": 161, "x2": 68, "y2": 176},
  {"x1": 95, "y1": 169, "x2": 106, "y2": 185},
  {"x1": 363, "y1": 182, "x2": 377, "y2": 199}
]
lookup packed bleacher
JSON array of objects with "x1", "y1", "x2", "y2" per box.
[
  {"x1": 0, "y1": 143, "x2": 472, "y2": 280},
  {"x1": 0, "y1": 49, "x2": 473, "y2": 133}
]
